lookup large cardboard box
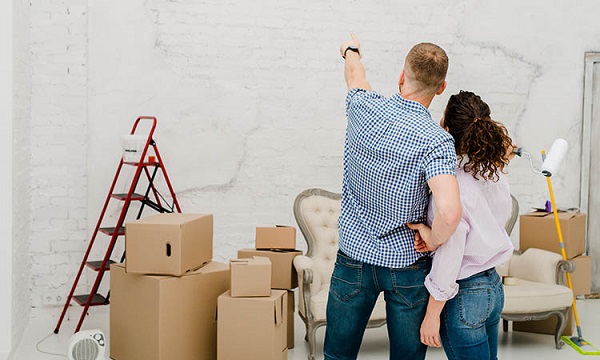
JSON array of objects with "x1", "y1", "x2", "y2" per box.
[
  {"x1": 110, "y1": 261, "x2": 229, "y2": 360},
  {"x1": 562, "y1": 255, "x2": 592, "y2": 296},
  {"x1": 230, "y1": 256, "x2": 272, "y2": 297},
  {"x1": 237, "y1": 249, "x2": 302, "y2": 289},
  {"x1": 126, "y1": 213, "x2": 213, "y2": 276},
  {"x1": 519, "y1": 211, "x2": 586, "y2": 259},
  {"x1": 513, "y1": 308, "x2": 575, "y2": 336},
  {"x1": 287, "y1": 290, "x2": 295, "y2": 349},
  {"x1": 217, "y1": 290, "x2": 288, "y2": 360},
  {"x1": 256, "y1": 226, "x2": 296, "y2": 250}
]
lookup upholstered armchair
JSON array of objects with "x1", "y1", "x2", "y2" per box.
[
  {"x1": 292, "y1": 188, "x2": 386, "y2": 360},
  {"x1": 499, "y1": 195, "x2": 575, "y2": 349}
]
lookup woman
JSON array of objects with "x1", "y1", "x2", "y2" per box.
[{"x1": 408, "y1": 90, "x2": 515, "y2": 360}]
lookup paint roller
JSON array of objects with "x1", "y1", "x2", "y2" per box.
[{"x1": 512, "y1": 138, "x2": 568, "y2": 177}]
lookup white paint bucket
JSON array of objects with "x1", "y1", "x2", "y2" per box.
[{"x1": 121, "y1": 135, "x2": 146, "y2": 163}]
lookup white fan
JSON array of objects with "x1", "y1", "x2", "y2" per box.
[{"x1": 67, "y1": 329, "x2": 106, "y2": 360}]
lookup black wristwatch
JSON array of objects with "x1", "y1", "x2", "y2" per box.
[{"x1": 342, "y1": 46, "x2": 360, "y2": 59}]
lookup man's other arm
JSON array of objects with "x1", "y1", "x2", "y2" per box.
[{"x1": 427, "y1": 174, "x2": 462, "y2": 246}]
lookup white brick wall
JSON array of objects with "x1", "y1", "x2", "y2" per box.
[
  {"x1": 30, "y1": 0, "x2": 88, "y2": 308},
  {"x1": 25, "y1": 0, "x2": 600, "y2": 309},
  {"x1": 12, "y1": 0, "x2": 32, "y2": 346}
]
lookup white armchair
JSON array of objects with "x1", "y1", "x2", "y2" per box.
[
  {"x1": 292, "y1": 188, "x2": 386, "y2": 360},
  {"x1": 499, "y1": 195, "x2": 575, "y2": 349}
]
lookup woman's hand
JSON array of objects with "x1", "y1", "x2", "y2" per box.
[
  {"x1": 408, "y1": 223, "x2": 438, "y2": 252},
  {"x1": 420, "y1": 312, "x2": 442, "y2": 348}
]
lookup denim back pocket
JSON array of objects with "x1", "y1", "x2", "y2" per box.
[
  {"x1": 458, "y1": 286, "x2": 492, "y2": 328},
  {"x1": 330, "y1": 252, "x2": 363, "y2": 302},
  {"x1": 390, "y1": 260, "x2": 430, "y2": 308}
]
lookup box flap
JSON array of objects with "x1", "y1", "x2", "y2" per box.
[
  {"x1": 522, "y1": 211, "x2": 579, "y2": 220},
  {"x1": 274, "y1": 294, "x2": 283, "y2": 325}
]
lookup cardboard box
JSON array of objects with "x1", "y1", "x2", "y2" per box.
[
  {"x1": 110, "y1": 261, "x2": 229, "y2": 360},
  {"x1": 217, "y1": 290, "x2": 288, "y2": 360},
  {"x1": 230, "y1": 256, "x2": 272, "y2": 297},
  {"x1": 287, "y1": 290, "x2": 295, "y2": 349},
  {"x1": 519, "y1": 211, "x2": 586, "y2": 259},
  {"x1": 256, "y1": 226, "x2": 296, "y2": 250},
  {"x1": 237, "y1": 249, "x2": 302, "y2": 289},
  {"x1": 126, "y1": 213, "x2": 213, "y2": 276},
  {"x1": 563, "y1": 255, "x2": 592, "y2": 296},
  {"x1": 513, "y1": 308, "x2": 575, "y2": 336}
]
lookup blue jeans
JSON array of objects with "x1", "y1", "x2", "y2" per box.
[
  {"x1": 440, "y1": 268, "x2": 504, "y2": 360},
  {"x1": 324, "y1": 250, "x2": 431, "y2": 360}
]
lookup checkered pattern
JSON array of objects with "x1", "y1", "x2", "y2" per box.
[{"x1": 338, "y1": 88, "x2": 457, "y2": 268}]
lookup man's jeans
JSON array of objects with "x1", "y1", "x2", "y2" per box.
[
  {"x1": 324, "y1": 250, "x2": 432, "y2": 360},
  {"x1": 440, "y1": 268, "x2": 504, "y2": 360}
]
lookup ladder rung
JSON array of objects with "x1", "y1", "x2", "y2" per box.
[
  {"x1": 123, "y1": 161, "x2": 158, "y2": 166},
  {"x1": 86, "y1": 260, "x2": 116, "y2": 271},
  {"x1": 111, "y1": 193, "x2": 145, "y2": 201},
  {"x1": 73, "y1": 294, "x2": 108, "y2": 306},
  {"x1": 99, "y1": 226, "x2": 125, "y2": 236}
]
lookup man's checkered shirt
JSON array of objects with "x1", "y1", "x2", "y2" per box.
[{"x1": 338, "y1": 88, "x2": 457, "y2": 268}]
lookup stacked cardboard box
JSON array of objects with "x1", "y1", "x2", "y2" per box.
[
  {"x1": 237, "y1": 225, "x2": 302, "y2": 349},
  {"x1": 218, "y1": 257, "x2": 288, "y2": 360},
  {"x1": 515, "y1": 211, "x2": 591, "y2": 335},
  {"x1": 111, "y1": 213, "x2": 229, "y2": 360}
]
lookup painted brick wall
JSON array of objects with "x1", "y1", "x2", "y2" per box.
[
  {"x1": 28, "y1": 1, "x2": 600, "y2": 308},
  {"x1": 12, "y1": 0, "x2": 32, "y2": 347},
  {"x1": 30, "y1": 0, "x2": 88, "y2": 308}
]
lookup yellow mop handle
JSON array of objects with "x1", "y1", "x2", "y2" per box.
[{"x1": 545, "y1": 171, "x2": 583, "y2": 338}]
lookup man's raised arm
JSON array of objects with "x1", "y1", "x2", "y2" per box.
[{"x1": 340, "y1": 33, "x2": 371, "y2": 92}]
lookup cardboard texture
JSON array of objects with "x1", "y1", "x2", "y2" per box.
[
  {"x1": 563, "y1": 255, "x2": 592, "y2": 296},
  {"x1": 513, "y1": 308, "x2": 575, "y2": 336},
  {"x1": 230, "y1": 256, "x2": 272, "y2": 297},
  {"x1": 256, "y1": 226, "x2": 296, "y2": 250},
  {"x1": 217, "y1": 290, "x2": 288, "y2": 360},
  {"x1": 237, "y1": 249, "x2": 302, "y2": 289},
  {"x1": 125, "y1": 213, "x2": 213, "y2": 276},
  {"x1": 287, "y1": 290, "x2": 295, "y2": 349},
  {"x1": 110, "y1": 261, "x2": 229, "y2": 360},
  {"x1": 519, "y1": 211, "x2": 586, "y2": 259}
]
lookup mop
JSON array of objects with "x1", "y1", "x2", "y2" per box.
[{"x1": 517, "y1": 138, "x2": 600, "y2": 355}]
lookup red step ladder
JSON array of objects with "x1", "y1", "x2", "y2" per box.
[{"x1": 54, "y1": 116, "x2": 181, "y2": 333}]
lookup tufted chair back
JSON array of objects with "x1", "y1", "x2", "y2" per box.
[{"x1": 293, "y1": 189, "x2": 341, "y2": 309}]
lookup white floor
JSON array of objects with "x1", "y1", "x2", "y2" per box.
[{"x1": 13, "y1": 298, "x2": 600, "y2": 360}]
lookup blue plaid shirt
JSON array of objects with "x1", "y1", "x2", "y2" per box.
[{"x1": 339, "y1": 88, "x2": 457, "y2": 268}]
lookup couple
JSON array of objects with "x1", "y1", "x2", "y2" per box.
[{"x1": 325, "y1": 34, "x2": 515, "y2": 360}]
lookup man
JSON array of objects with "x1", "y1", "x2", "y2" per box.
[{"x1": 324, "y1": 33, "x2": 462, "y2": 360}]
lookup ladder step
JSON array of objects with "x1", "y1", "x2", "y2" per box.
[
  {"x1": 111, "y1": 193, "x2": 145, "y2": 201},
  {"x1": 99, "y1": 226, "x2": 125, "y2": 236},
  {"x1": 86, "y1": 260, "x2": 116, "y2": 271},
  {"x1": 73, "y1": 294, "x2": 108, "y2": 306}
]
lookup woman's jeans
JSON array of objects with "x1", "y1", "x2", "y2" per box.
[
  {"x1": 324, "y1": 250, "x2": 432, "y2": 360},
  {"x1": 440, "y1": 268, "x2": 504, "y2": 360}
]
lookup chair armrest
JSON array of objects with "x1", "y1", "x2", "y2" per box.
[
  {"x1": 556, "y1": 259, "x2": 576, "y2": 286},
  {"x1": 294, "y1": 255, "x2": 323, "y2": 316},
  {"x1": 509, "y1": 248, "x2": 566, "y2": 284}
]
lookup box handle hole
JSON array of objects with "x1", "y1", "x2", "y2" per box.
[{"x1": 166, "y1": 243, "x2": 171, "y2": 257}]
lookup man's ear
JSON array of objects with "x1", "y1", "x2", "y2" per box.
[
  {"x1": 435, "y1": 80, "x2": 447, "y2": 95},
  {"x1": 399, "y1": 70, "x2": 405, "y2": 87}
]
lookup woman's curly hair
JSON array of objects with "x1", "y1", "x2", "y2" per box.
[{"x1": 443, "y1": 91, "x2": 513, "y2": 181}]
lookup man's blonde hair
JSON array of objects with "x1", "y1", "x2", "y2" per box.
[{"x1": 404, "y1": 43, "x2": 448, "y2": 94}]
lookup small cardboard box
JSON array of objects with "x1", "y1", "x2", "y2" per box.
[
  {"x1": 237, "y1": 249, "x2": 302, "y2": 289},
  {"x1": 287, "y1": 289, "x2": 295, "y2": 349},
  {"x1": 256, "y1": 226, "x2": 296, "y2": 250},
  {"x1": 230, "y1": 256, "x2": 272, "y2": 297},
  {"x1": 126, "y1": 213, "x2": 213, "y2": 276},
  {"x1": 563, "y1": 254, "x2": 592, "y2": 296},
  {"x1": 217, "y1": 290, "x2": 288, "y2": 360},
  {"x1": 519, "y1": 211, "x2": 586, "y2": 259},
  {"x1": 513, "y1": 308, "x2": 575, "y2": 336},
  {"x1": 110, "y1": 261, "x2": 229, "y2": 360}
]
